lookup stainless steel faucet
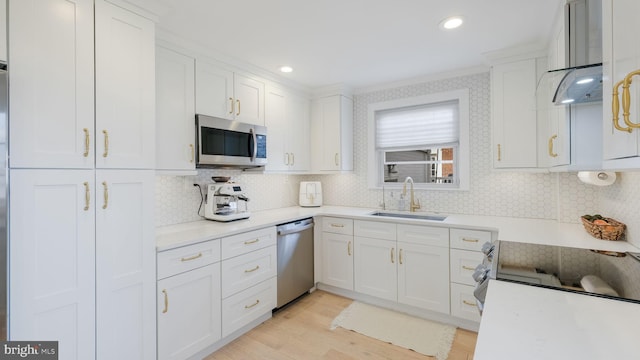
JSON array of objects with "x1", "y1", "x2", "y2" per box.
[{"x1": 402, "y1": 176, "x2": 421, "y2": 212}]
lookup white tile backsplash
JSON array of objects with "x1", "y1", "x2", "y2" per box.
[{"x1": 155, "y1": 71, "x2": 630, "y2": 248}]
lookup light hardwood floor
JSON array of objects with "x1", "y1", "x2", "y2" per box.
[{"x1": 205, "y1": 290, "x2": 477, "y2": 360}]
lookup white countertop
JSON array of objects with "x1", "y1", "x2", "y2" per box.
[
  {"x1": 156, "y1": 206, "x2": 640, "y2": 252},
  {"x1": 474, "y1": 280, "x2": 640, "y2": 360}
]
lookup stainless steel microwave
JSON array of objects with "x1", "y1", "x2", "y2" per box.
[{"x1": 195, "y1": 114, "x2": 267, "y2": 169}]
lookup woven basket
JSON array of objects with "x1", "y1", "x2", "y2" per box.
[{"x1": 580, "y1": 216, "x2": 626, "y2": 241}]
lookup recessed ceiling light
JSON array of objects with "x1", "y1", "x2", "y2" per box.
[
  {"x1": 440, "y1": 16, "x2": 464, "y2": 30},
  {"x1": 576, "y1": 78, "x2": 594, "y2": 85},
  {"x1": 561, "y1": 98, "x2": 575, "y2": 104},
  {"x1": 279, "y1": 66, "x2": 293, "y2": 73}
]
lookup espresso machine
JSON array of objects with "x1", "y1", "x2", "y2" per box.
[{"x1": 204, "y1": 183, "x2": 251, "y2": 222}]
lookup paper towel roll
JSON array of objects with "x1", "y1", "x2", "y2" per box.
[
  {"x1": 577, "y1": 171, "x2": 617, "y2": 186},
  {"x1": 580, "y1": 275, "x2": 619, "y2": 297}
]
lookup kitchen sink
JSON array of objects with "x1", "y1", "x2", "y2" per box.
[{"x1": 369, "y1": 211, "x2": 447, "y2": 221}]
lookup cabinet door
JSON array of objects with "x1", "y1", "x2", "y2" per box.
[
  {"x1": 233, "y1": 73, "x2": 265, "y2": 126},
  {"x1": 9, "y1": 0, "x2": 94, "y2": 168},
  {"x1": 265, "y1": 86, "x2": 289, "y2": 171},
  {"x1": 602, "y1": 0, "x2": 640, "y2": 160},
  {"x1": 95, "y1": 0, "x2": 155, "y2": 169},
  {"x1": 9, "y1": 169, "x2": 95, "y2": 360},
  {"x1": 288, "y1": 93, "x2": 311, "y2": 171},
  {"x1": 96, "y1": 170, "x2": 155, "y2": 360},
  {"x1": 492, "y1": 59, "x2": 538, "y2": 168},
  {"x1": 157, "y1": 263, "x2": 222, "y2": 360},
  {"x1": 354, "y1": 237, "x2": 397, "y2": 301},
  {"x1": 321, "y1": 232, "x2": 354, "y2": 290},
  {"x1": 312, "y1": 95, "x2": 353, "y2": 171},
  {"x1": 156, "y1": 45, "x2": 196, "y2": 171},
  {"x1": 195, "y1": 61, "x2": 234, "y2": 120},
  {"x1": 397, "y1": 242, "x2": 450, "y2": 314}
]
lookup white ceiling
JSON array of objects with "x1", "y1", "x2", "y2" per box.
[{"x1": 143, "y1": 0, "x2": 561, "y2": 90}]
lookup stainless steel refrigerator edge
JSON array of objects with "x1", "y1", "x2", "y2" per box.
[{"x1": 0, "y1": 62, "x2": 7, "y2": 339}]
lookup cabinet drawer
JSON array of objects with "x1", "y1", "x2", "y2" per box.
[
  {"x1": 450, "y1": 283, "x2": 481, "y2": 322},
  {"x1": 157, "y1": 239, "x2": 221, "y2": 280},
  {"x1": 322, "y1": 217, "x2": 353, "y2": 235},
  {"x1": 450, "y1": 228, "x2": 492, "y2": 251},
  {"x1": 397, "y1": 224, "x2": 449, "y2": 247},
  {"x1": 221, "y1": 227, "x2": 276, "y2": 260},
  {"x1": 221, "y1": 245, "x2": 277, "y2": 298},
  {"x1": 354, "y1": 220, "x2": 396, "y2": 240},
  {"x1": 222, "y1": 277, "x2": 276, "y2": 337},
  {"x1": 450, "y1": 249, "x2": 484, "y2": 286}
]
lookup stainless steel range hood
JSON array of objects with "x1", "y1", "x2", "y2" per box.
[{"x1": 539, "y1": 0, "x2": 603, "y2": 105}]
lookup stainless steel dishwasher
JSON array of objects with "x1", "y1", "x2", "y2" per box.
[{"x1": 276, "y1": 218, "x2": 314, "y2": 308}]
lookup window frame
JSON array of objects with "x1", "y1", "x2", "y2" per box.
[{"x1": 367, "y1": 89, "x2": 470, "y2": 190}]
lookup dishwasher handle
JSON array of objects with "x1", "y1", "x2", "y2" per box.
[{"x1": 277, "y1": 223, "x2": 314, "y2": 236}]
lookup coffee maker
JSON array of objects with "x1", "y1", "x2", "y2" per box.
[{"x1": 204, "y1": 183, "x2": 250, "y2": 222}]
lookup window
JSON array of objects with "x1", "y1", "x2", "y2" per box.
[{"x1": 367, "y1": 89, "x2": 469, "y2": 190}]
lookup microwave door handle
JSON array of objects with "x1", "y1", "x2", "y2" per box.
[{"x1": 249, "y1": 128, "x2": 257, "y2": 161}]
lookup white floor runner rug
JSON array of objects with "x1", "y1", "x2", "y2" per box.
[{"x1": 330, "y1": 301, "x2": 456, "y2": 360}]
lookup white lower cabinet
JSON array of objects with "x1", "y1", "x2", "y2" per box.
[
  {"x1": 157, "y1": 263, "x2": 222, "y2": 360},
  {"x1": 354, "y1": 237, "x2": 397, "y2": 301},
  {"x1": 450, "y1": 283, "x2": 481, "y2": 322},
  {"x1": 321, "y1": 217, "x2": 355, "y2": 291},
  {"x1": 222, "y1": 277, "x2": 277, "y2": 337}
]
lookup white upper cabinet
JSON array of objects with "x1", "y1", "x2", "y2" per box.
[
  {"x1": 95, "y1": 0, "x2": 155, "y2": 169},
  {"x1": 195, "y1": 61, "x2": 265, "y2": 126},
  {"x1": 9, "y1": 0, "x2": 95, "y2": 169},
  {"x1": 265, "y1": 85, "x2": 310, "y2": 172},
  {"x1": 311, "y1": 95, "x2": 353, "y2": 172},
  {"x1": 155, "y1": 45, "x2": 196, "y2": 172},
  {"x1": 602, "y1": 0, "x2": 640, "y2": 167},
  {"x1": 491, "y1": 58, "x2": 539, "y2": 169},
  {"x1": 0, "y1": 0, "x2": 6, "y2": 63}
]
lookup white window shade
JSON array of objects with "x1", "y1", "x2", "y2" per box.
[{"x1": 375, "y1": 100, "x2": 459, "y2": 149}]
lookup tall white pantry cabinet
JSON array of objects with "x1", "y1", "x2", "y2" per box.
[{"x1": 8, "y1": 1, "x2": 156, "y2": 360}]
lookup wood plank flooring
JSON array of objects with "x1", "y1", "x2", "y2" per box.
[{"x1": 205, "y1": 290, "x2": 477, "y2": 360}]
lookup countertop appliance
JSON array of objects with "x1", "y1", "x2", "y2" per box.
[
  {"x1": 275, "y1": 218, "x2": 314, "y2": 309},
  {"x1": 204, "y1": 183, "x2": 250, "y2": 222},
  {"x1": 299, "y1": 181, "x2": 322, "y2": 207},
  {"x1": 473, "y1": 240, "x2": 640, "y2": 314},
  {"x1": 195, "y1": 114, "x2": 267, "y2": 169}
]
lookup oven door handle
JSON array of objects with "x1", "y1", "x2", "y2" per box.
[{"x1": 249, "y1": 128, "x2": 257, "y2": 162}]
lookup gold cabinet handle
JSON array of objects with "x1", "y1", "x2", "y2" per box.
[
  {"x1": 290, "y1": 153, "x2": 294, "y2": 166},
  {"x1": 83, "y1": 182, "x2": 90, "y2": 211},
  {"x1": 462, "y1": 265, "x2": 476, "y2": 271},
  {"x1": 229, "y1": 97, "x2": 234, "y2": 115},
  {"x1": 245, "y1": 299, "x2": 260, "y2": 309},
  {"x1": 102, "y1": 130, "x2": 109, "y2": 157},
  {"x1": 334, "y1": 153, "x2": 339, "y2": 166},
  {"x1": 244, "y1": 265, "x2": 260, "y2": 273},
  {"x1": 244, "y1": 238, "x2": 259, "y2": 245},
  {"x1": 462, "y1": 238, "x2": 479, "y2": 243},
  {"x1": 497, "y1": 144, "x2": 501, "y2": 161},
  {"x1": 399, "y1": 249, "x2": 403, "y2": 265},
  {"x1": 102, "y1": 181, "x2": 108, "y2": 209},
  {"x1": 162, "y1": 289, "x2": 168, "y2": 313},
  {"x1": 347, "y1": 241, "x2": 352, "y2": 256},
  {"x1": 622, "y1": 69, "x2": 640, "y2": 128},
  {"x1": 236, "y1": 99, "x2": 241, "y2": 116},
  {"x1": 83, "y1": 128, "x2": 90, "y2": 157},
  {"x1": 284, "y1": 153, "x2": 290, "y2": 166},
  {"x1": 330, "y1": 223, "x2": 344, "y2": 228},
  {"x1": 548, "y1": 135, "x2": 558, "y2": 158},
  {"x1": 390, "y1": 248, "x2": 395, "y2": 264},
  {"x1": 180, "y1": 253, "x2": 202, "y2": 262},
  {"x1": 613, "y1": 80, "x2": 633, "y2": 132},
  {"x1": 189, "y1": 144, "x2": 194, "y2": 163},
  {"x1": 463, "y1": 300, "x2": 476, "y2": 306}
]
